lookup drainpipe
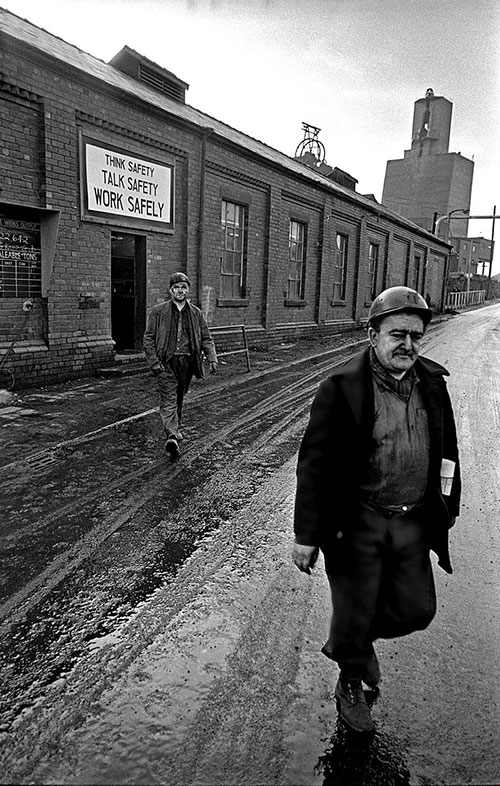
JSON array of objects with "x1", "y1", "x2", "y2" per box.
[
  {"x1": 197, "y1": 127, "x2": 213, "y2": 305},
  {"x1": 441, "y1": 245, "x2": 452, "y2": 312}
]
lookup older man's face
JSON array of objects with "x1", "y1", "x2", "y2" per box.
[
  {"x1": 170, "y1": 281, "x2": 190, "y2": 303},
  {"x1": 368, "y1": 312, "x2": 425, "y2": 377}
]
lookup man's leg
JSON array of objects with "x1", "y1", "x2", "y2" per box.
[
  {"x1": 157, "y1": 364, "x2": 183, "y2": 442},
  {"x1": 322, "y1": 509, "x2": 386, "y2": 733},
  {"x1": 173, "y1": 356, "x2": 193, "y2": 438},
  {"x1": 322, "y1": 508, "x2": 385, "y2": 680},
  {"x1": 372, "y1": 512, "x2": 436, "y2": 640}
]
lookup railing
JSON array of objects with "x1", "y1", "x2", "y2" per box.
[
  {"x1": 210, "y1": 324, "x2": 251, "y2": 372},
  {"x1": 446, "y1": 289, "x2": 486, "y2": 310}
]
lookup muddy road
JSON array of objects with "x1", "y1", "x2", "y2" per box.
[{"x1": 1, "y1": 307, "x2": 500, "y2": 785}]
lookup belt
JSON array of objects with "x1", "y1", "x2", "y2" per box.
[{"x1": 360, "y1": 500, "x2": 421, "y2": 518}]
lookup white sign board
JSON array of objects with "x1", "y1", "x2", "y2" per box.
[{"x1": 85, "y1": 143, "x2": 172, "y2": 224}]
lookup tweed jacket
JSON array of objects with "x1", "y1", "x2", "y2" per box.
[
  {"x1": 294, "y1": 347, "x2": 461, "y2": 574},
  {"x1": 143, "y1": 299, "x2": 217, "y2": 379}
]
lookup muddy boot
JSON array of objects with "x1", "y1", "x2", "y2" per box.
[
  {"x1": 165, "y1": 437, "x2": 180, "y2": 457},
  {"x1": 335, "y1": 675, "x2": 375, "y2": 733}
]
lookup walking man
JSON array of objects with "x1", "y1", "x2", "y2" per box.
[
  {"x1": 292, "y1": 286, "x2": 460, "y2": 733},
  {"x1": 143, "y1": 272, "x2": 218, "y2": 457}
]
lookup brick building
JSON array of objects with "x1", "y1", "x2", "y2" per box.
[
  {"x1": 449, "y1": 236, "x2": 494, "y2": 277},
  {"x1": 0, "y1": 10, "x2": 450, "y2": 388}
]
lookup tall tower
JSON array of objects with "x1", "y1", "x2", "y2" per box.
[{"x1": 382, "y1": 89, "x2": 473, "y2": 237}]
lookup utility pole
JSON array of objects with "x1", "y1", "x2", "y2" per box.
[
  {"x1": 435, "y1": 208, "x2": 469, "y2": 311},
  {"x1": 486, "y1": 205, "x2": 496, "y2": 300},
  {"x1": 466, "y1": 240, "x2": 473, "y2": 294}
]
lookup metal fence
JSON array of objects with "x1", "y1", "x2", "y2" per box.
[
  {"x1": 210, "y1": 324, "x2": 251, "y2": 371},
  {"x1": 445, "y1": 289, "x2": 486, "y2": 310}
]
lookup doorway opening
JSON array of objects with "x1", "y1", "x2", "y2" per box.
[{"x1": 111, "y1": 232, "x2": 146, "y2": 353}]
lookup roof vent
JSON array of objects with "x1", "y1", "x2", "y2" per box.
[
  {"x1": 109, "y1": 46, "x2": 189, "y2": 103},
  {"x1": 138, "y1": 63, "x2": 185, "y2": 101}
]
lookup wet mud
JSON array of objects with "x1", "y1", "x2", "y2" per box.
[{"x1": 1, "y1": 311, "x2": 500, "y2": 784}]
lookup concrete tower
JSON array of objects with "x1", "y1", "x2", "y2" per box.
[{"x1": 382, "y1": 89, "x2": 473, "y2": 237}]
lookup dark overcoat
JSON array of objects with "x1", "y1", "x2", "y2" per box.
[
  {"x1": 143, "y1": 299, "x2": 217, "y2": 378},
  {"x1": 294, "y1": 347, "x2": 461, "y2": 574}
]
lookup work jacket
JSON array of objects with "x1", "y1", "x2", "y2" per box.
[
  {"x1": 143, "y1": 299, "x2": 217, "y2": 379},
  {"x1": 294, "y1": 347, "x2": 461, "y2": 574}
]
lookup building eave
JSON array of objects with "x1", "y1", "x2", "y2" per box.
[{"x1": 0, "y1": 7, "x2": 450, "y2": 250}]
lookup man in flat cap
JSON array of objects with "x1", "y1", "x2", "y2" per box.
[{"x1": 144, "y1": 272, "x2": 218, "y2": 457}]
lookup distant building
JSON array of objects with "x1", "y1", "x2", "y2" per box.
[
  {"x1": 449, "y1": 237, "x2": 494, "y2": 277},
  {"x1": 382, "y1": 88, "x2": 474, "y2": 238}
]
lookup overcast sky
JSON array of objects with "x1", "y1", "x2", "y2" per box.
[{"x1": 2, "y1": 0, "x2": 500, "y2": 269}]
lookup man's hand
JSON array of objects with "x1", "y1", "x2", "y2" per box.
[
  {"x1": 151, "y1": 361, "x2": 165, "y2": 375},
  {"x1": 292, "y1": 543, "x2": 319, "y2": 575},
  {"x1": 209, "y1": 361, "x2": 218, "y2": 374}
]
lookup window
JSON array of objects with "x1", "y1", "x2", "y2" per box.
[
  {"x1": 0, "y1": 216, "x2": 41, "y2": 298},
  {"x1": 287, "y1": 220, "x2": 306, "y2": 300},
  {"x1": 412, "y1": 252, "x2": 422, "y2": 290},
  {"x1": 333, "y1": 233, "x2": 348, "y2": 301},
  {"x1": 367, "y1": 243, "x2": 379, "y2": 302},
  {"x1": 220, "y1": 200, "x2": 246, "y2": 299}
]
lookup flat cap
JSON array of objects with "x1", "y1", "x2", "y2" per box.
[{"x1": 169, "y1": 272, "x2": 191, "y2": 287}]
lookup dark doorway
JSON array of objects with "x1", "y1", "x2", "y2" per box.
[{"x1": 111, "y1": 233, "x2": 146, "y2": 352}]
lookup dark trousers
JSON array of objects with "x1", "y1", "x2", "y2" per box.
[
  {"x1": 157, "y1": 355, "x2": 194, "y2": 440},
  {"x1": 322, "y1": 505, "x2": 436, "y2": 678}
]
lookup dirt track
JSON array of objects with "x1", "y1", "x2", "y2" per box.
[{"x1": 1, "y1": 308, "x2": 500, "y2": 785}]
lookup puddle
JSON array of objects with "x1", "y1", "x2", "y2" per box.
[{"x1": 316, "y1": 724, "x2": 412, "y2": 786}]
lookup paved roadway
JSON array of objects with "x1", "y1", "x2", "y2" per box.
[{"x1": 1, "y1": 305, "x2": 500, "y2": 785}]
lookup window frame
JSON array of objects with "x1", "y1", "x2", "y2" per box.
[
  {"x1": 412, "y1": 251, "x2": 422, "y2": 291},
  {"x1": 332, "y1": 232, "x2": 348, "y2": 302},
  {"x1": 287, "y1": 219, "x2": 307, "y2": 301},
  {"x1": 220, "y1": 199, "x2": 247, "y2": 301},
  {"x1": 367, "y1": 242, "x2": 379, "y2": 303}
]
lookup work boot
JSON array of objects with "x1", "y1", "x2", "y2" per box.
[
  {"x1": 165, "y1": 437, "x2": 180, "y2": 457},
  {"x1": 335, "y1": 675, "x2": 375, "y2": 733},
  {"x1": 363, "y1": 652, "x2": 381, "y2": 689}
]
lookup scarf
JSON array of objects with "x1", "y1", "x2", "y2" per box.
[{"x1": 369, "y1": 347, "x2": 418, "y2": 402}]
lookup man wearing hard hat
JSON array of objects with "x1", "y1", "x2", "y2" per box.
[{"x1": 292, "y1": 286, "x2": 461, "y2": 733}]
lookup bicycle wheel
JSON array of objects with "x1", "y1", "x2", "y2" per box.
[{"x1": 0, "y1": 367, "x2": 15, "y2": 391}]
